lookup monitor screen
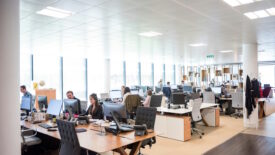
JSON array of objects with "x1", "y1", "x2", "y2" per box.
[
  {"x1": 64, "y1": 99, "x2": 79, "y2": 114},
  {"x1": 47, "y1": 100, "x2": 63, "y2": 116},
  {"x1": 38, "y1": 96, "x2": 48, "y2": 110},
  {"x1": 171, "y1": 85, "x2": 177, "y2": 90},
  {"x1": 21, "y1": 97, "x2": 31, "y2": 111},
  {"x1": 183, "y1": 86, "x2": 192, "y2": 92},
  {"x1": 172, "y1": 93, "x2": 185, "y2": 105},
  {"x1": 103, "y1": 103, "x2": 127, "y2": 123},
  {"x1": 131, "y1": 89, "x2": 139, "y2": 95},
  {"x1": 109, "y1": 90, "x2": 122, "y2": 99},
  {"x1": 211, "y1": 87, "x2": 221, "y2": 94}
]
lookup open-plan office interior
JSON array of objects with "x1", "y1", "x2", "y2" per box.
[{"x1": 1, "y1": 0, "x2": 275, "y2": 155}]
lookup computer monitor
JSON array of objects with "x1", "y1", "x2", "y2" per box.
[
  {"x1": 155, "y1": 87, "x2": 161, "y2": 93},
  {"x1": 211, "y1": 87, "x2": 221, "y2": 94},
  {"x1": 109, "y1": 90, "x2": 122, "y2": 99},
  {"x1": 64, "y1": 99, "x2": 79, "y2": 114},
  {"x1": 38, "y1": 96, "x2": 48, "y2": 111},
  {"x1": 171, "y1": 85, "x2": 177, "y2": 90},
  {"x1": 183, "y1": 86, "x2": 192, "y2": 93},
  {"x1": 47, "y1": 100, "x2": 63, "y2": 116},
  {"x1": 103, "y1": 103, "x2": 127, "y2": 123},
  {"x1": 21, "y1": 96, "x2": 31, "y2": 111},
  {"x1": 172, "y1": 93, "x2": 186, "y2": 105},
  {"x1": 131, "y1": 89, "x2": 139, "y2": 95},
  {"x1": 150, "y1": 95, "x2": 162, "y2": 107}
]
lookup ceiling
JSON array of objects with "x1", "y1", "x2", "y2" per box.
[{"x1": 20, "y1": 0, "x2": 275, "y2": 65}]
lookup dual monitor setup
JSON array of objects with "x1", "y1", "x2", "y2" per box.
[{"x1": 20, "y1": 96, "x2": 80, "y2": 117}]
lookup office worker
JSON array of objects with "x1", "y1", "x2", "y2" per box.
[
  {"x1": 85, "y1": 93, "x2": 104, "y2": 119},
  {"x1": 143, "y1": 90, "x2": 152, "y2": 107},
  {"x1": 167, "y1": 81, "x2": 171, "y2": 87},
  {"x1": 66, "y1": 91, "x2": 81, "y2": 115},
  {"x1": 20, "y1": 85, "x2": 32, "y2": 98},
  {"x1": 122, "y1": 87, "x2": 131, "y2": 104},
  {"x1": 158, "y1": 79, "x2": 163, "y2": 88}
]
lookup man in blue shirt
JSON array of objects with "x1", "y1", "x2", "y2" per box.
[{"x1": 20, "y1": 85, "x2": 34, "y2": 112}]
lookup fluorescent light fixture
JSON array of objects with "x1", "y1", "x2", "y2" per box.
[
  {"x1": 254, "y1": 10, "x2": 269, "y2": 18},
  {"x1": 36, "y1": 7, "x2": 74, "y2": 18},
  {"x1": 266, "y1": 8, "x2": 275, "y2": 15},
  {"x1": 219, "y1": 50, "x2": 233, "y2": 53},
  {"x1": 244, "y1": 12, "x2": 258, "y2": 19},
  {"x1": 223, "y1": 0, "x2": 240, "y2": 7},
  {"x1": 139, "y1": 31, "x2": 162, "y2": 37},
  {"x1": 189, "y1": 43, "x2": 207, "y2": 47},
  {"x1": 223, "y1": 0, "x2": 262, "y2": 7}
]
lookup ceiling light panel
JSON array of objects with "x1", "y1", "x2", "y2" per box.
[
  {"x1": 139, "y1": 31, "x2": 162, "y2": 37},
  {"x1": 266, "y1": 8, "x2": 275, "y2": 15},
  {"x1": 244, "y1": 12, "x2": 258, "y2": 19},
  {"x1": 254, "y1": 10, "x2": 269, "y2": 18},
  {"x1": 223, "y1": 0, "x2": 262, "y2": 7},
  {"x1": 189, "y1": 43, "x2": 207, "y2": 47},
  {"x1": 36, "y1": 7, "x2": 74, "y2": 18}
]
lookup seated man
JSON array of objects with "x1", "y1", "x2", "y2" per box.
[{"x1": 66, "y1": 91, "x2": 81, "y2": 115}]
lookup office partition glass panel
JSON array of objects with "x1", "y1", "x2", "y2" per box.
[
  {"x1": 20, "y1": 53, "x2": 31, "y2": 89},
  {"x1": 63, "y1": 57, "x2": 86, "y2": 100},
  {"x1": 110, "y1": 60, "x2": 124, "y2": 90},
  {"x1": 154, "y1": 63, "x2": 163, "y2": 87},
  {"x1": 33, "y1": 54, "x2": 62, "y2": 99},
  {"x1": 88, "y1": 59, "x2": 105, "y2": 95},
  {"x1": 126, "y1": 61, "x2": 139, "y2": 86},
  {"x1": 141, "y1": 62, "x2": 152, "y2": 86},
  {"x1": 259, "y1": 65, "x2": 275, "y2": 87}
]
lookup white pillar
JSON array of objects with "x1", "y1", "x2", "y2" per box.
[
  {"x1": 104, "y1": 59, "x2": 111, "y2": 93},
  {"x1": 0, "y1": 0, "x2": 20, "y2": 154},
  {"x1": 242, "y1": 43, "x2": 259, "y2": 128}
]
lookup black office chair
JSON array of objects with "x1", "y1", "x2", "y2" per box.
[
  {"x1": 150, "y1": 95, "x2": 162, "y2": 107},
  {"x1": 57, "y1": 119, "x2": 81, "y2": 155},
  {"x1": 21, "y1": 128, "x2": 42, "y2": 155},
  {"x1": 135, "y1": 107, "x2": 157, "y2": 154}
]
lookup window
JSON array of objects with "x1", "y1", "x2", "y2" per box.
[
  {"x1": 20, "y1": 53, "x2": 31, "y2": 89},
  {"x1": 126, "y1": 61, "x2": 139, "y2": 86},
  {"x1": 141, "y1": 62, "x2": 152, "y2": 86},
  {"x1": 165, "y1": 64, "x2": 175, "y2": 85},
  {"x1": 154, "y1": 63, "x2": 163, "y2": 87},
  {"x1": 259, "y1": 65, "x2": 275, "y2": 87},
  {"x1": 63, "y1": 57, "x2": 86, "y2": 100},
  {"x1": 110, "y1": 60, "x2": 124, "y2": 90},
  {"x1": 88, "y1": 58, "x2": 105, "y2": 95},
  {"x1": 33, "y1": 54, "x2": 62, "y2": 99}
]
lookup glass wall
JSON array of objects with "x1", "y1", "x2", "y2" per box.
[
  {"x1": 88, "y1": 58, "x2": 105, "y2": 95},
  {"x1": 154, "y1": 63, "x2": 163, "y2": 87},
  {"x1": 63, "y1": 57, "x2": 86, "y2": 100},
  {"x1": 165, "y1": 64, "x2": 174, "y2": 85},
  {"x1": 110, "y1": 60, "x2": 124, "y2": 90},
  {"x1": 33, "y1": 54, "x2": 62, "y2": 99},
  {"x1": 126, "y1": 61, "x2": 139, "y2": 87},
  {"x1": 141, "y1": 62, "x2": 152, "y2": 86},
  {"x1": 20, "y1": 53, "x2": 31, "y2": 88}
]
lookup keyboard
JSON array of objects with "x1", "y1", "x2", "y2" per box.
[
  {"x1": 121, "y1": 124, "x2": 134, "y2": 129},
  {"x1": 39, "y1": 123, "x2": 57, "y2": 129}
]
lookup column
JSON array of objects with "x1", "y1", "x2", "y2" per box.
[
  {"x1": 242, "y1": 43, "x2": 258, "y2": 128},
  {"x1": 0, "y1": 0, "x2": 20, "y2": 154},
  {"x1": 104, "y1": 59, "x2": 111, "y2": 93}
]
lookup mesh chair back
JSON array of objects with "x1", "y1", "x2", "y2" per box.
[
  {"x1": 191, "y1": 98, "x2": 203, "y2": 122},
  {"x1": 150, "y1": 95, "x2": 162, "y2": 107},
  {"x1": 203, "y1": 92, "x2": 215, "y2": 103},
  {"x1": 57, "y1": 119, "x2": 80, "y2": 155},
  {"x1": 231, "y1": 92, "x2": 243, "y2": 109},
  {"x1": 135, "y1": 107, "x2": 157, "y2": 130}
]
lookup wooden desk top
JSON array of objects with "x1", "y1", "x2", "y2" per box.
[{"x1": 21, "y1": 120, "x2": 156, "y2": 153}]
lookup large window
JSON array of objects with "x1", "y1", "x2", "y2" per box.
[
  {"x1": 110, "y1": 60, "x2": 124, "y2": 90},
  {"x1": 154, "y1": 63, "x2": 163, "y2": 87},
  {"x1": 259, "y1": 65, "x2": 275, "y2": 87},
  {"x1": 33, "y1": 54, "x2": 62, "y2": 99},
  {"x1": 20, "y1": 53, "x2": 31, "y2": 89},
  {"x1": 88, "y1": 58, "x2": 105, "y2": 95},
  {"x1": 141, "y1": 62, "x2": 152, "y2": 86},
  {"x1": 63, "y1": 57, "x2": 86, "y2": 100},
  {"x1": 126, "y1": 61, "x2": 139, "y2": 86},
  {"x1": 165, "y1": 64, "x2": 175, "y2": 85}
]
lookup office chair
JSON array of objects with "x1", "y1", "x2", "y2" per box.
[
  {"x1": 203, "y1": 91, "x2": 215, "y2": 103},
  {"x1": 135, "y1": 107, "x2": 157, "y2": 155},
  {"x1": 21, "y1": 128, "x2": 42, "y2": 155},
  {"x1": 231, "y1": 92, "x2": 243, "y2": 118},
  {"x1": 263, "y1": 87, "x2": 271, "y2": 98},
  {"x1": 150, "y1": 95, "x2": 163, "y2": 107},
  {"x1": 124, "y1": 95, "x2": 142, "y2": 119},
  {"x1": 57, "y1": 119, "x2": 81, "y2": 155},
  {"x1": 191, "y1": 98, "x2": 204, "y2": 139}
]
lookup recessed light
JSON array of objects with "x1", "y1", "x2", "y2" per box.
[
  {"x1": 244, "y1": 12, "x2": 258, "y2": 19},
  {"x1": 266, "y1": 8, "x2": 275, "y2": 15},
  {"x1": 36, "y1": 7, "x2": 74, "y2": 18},
  {"x1": 189, "y1": 43, "x2": 207, "y2": 47},
  {"x1": 254, "y1": 10, "x2": 269, "y2": 18},
  {"x1": 223, "y1": 0, "x2": 240, "y2": 7},
  {"x1": 239, "y1": 0, "x2": 253, "y2": 4},
  {"x1": 219, "y1": 50, "x2": 233, "y2": 53},
  {"x1": 139, "y1": 31, "x2": 162, "y2": 37}
]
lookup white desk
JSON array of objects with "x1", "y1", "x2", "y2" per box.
[{"x1": 155, "y1": 103, "x2": 220, "y2": 141}]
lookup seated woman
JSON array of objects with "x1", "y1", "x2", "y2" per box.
[
  {"x1": 85, "y1": 93, "x2": 104, "y2": 119},
  {"x1": 143, "y1": 90, "x2": 152, "y2": 107},
  {"x1": 122, "y1": 87, "x2": 131, "y2": 104}
]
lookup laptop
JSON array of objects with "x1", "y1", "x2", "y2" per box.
[{"x1": 108, "y1": 112, "x2": 133, "y2": 132}]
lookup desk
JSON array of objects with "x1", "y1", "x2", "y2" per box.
[
  {"x1": 155, "y1": 103, "x2": 219, "y2": 141},
  {"x1": 21, "y1": 120, "x2": 157, "y2": 155}
]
